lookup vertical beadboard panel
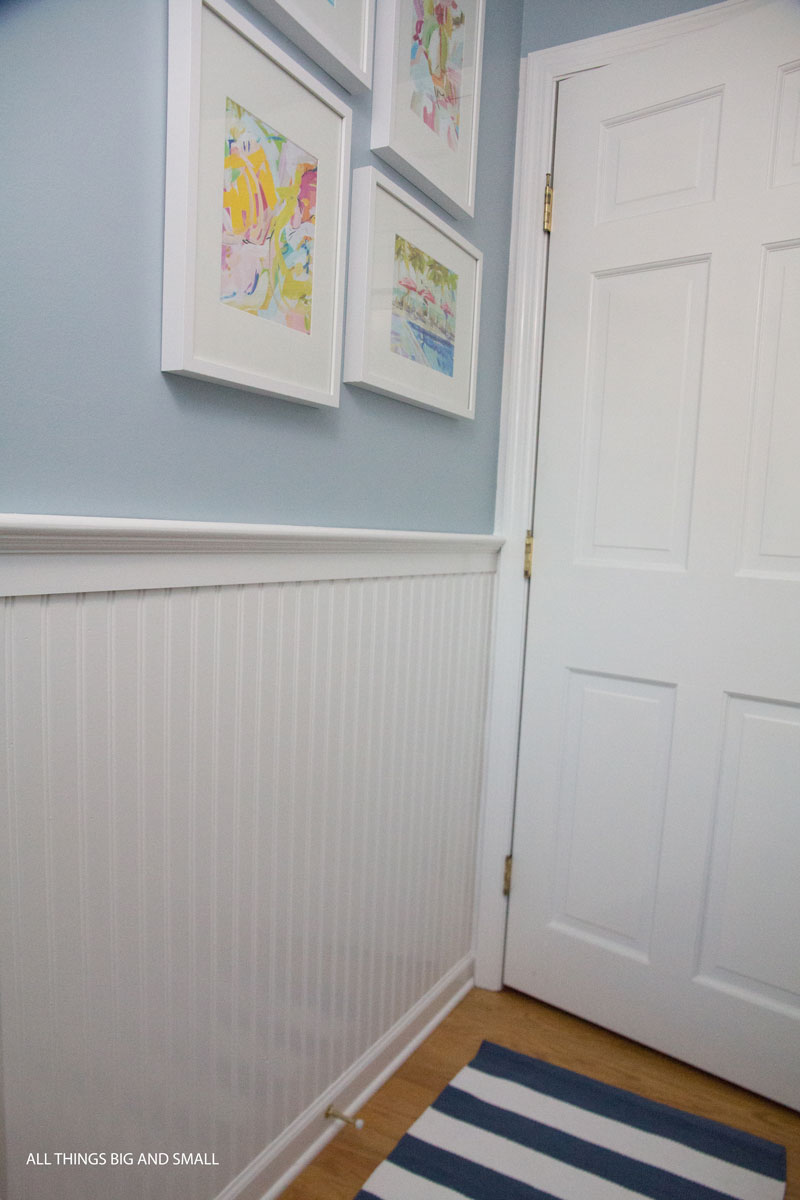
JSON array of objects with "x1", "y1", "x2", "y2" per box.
[{"x1": 0, "y1": 567, "x2": 494, "y2": 1200}]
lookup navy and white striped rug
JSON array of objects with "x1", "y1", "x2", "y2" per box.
[{"x1": 355, "y1": 1041, "x2": 787, "y2": 1199}]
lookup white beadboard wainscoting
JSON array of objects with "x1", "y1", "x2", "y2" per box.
[{"x1": 0, "y1": 517, "x2": 501, "y2": 1200}]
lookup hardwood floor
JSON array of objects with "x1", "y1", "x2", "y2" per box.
[{"x1": 280, "y1": 986, "x2": 800, "y2": 1199}]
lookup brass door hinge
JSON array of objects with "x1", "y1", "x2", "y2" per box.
[
  {"x1": 524, "y1": 530, "x2": 533, "y2": 579},
  {"x1": 543, "y1": 173, "x2": 553, "y2": 233},
  {"x1": 503, "y1": 854, "x2": 513, "y2": 897}
]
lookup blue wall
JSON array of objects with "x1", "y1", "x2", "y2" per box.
[
  {"x1": 522, "y1": 0, "x2": 720, "y2": 52},
  {"x1": 0, "y1": 0, "x2": 523, "y2": 532},
  {"x1": 0, "y1": 0, "x2": 718, "y2": 532}
]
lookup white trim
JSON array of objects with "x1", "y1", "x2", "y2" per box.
[
  {"x1": 0, "y1": 513, "x2": 504, "y2": 555},
  {"x1": 370, "y1": 0, "x2": 485, "y2": 219},
  {"x1": 245, "y1": 0, "x2": 375, "y2": 94},
  {"x1": 214, "y1": 958, "x2": 474, "y2": 1200},
  {"x1": 528, "y1": 0, "x2": 768, "y2": 79},
  {"x1": 0, "y1": 514, "x2": 502, "y2": 596},
  {"x1": 161, "y1": 0, "x2": 352, "y2": 407},
  {"x1": 343, "y1": 166, "x2": 483, "y2": 419},
  {"x1": 475, "y1": 0, "x2": 774, "y2": 990},
  {"x1": 472, "y1": 54, "x2": 538, "y2": 990}
]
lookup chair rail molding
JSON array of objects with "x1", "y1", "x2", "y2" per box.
[{"x1": 0, "y1": 513, "x2": 502, "y2": 597}]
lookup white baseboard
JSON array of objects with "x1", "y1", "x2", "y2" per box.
[{"x1": 215, "y1": 957, "x2": 474, "y2": 1200}]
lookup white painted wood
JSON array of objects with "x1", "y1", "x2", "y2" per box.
[
  {"x1": 596, "y1": 89, "x2": 722, "y2": 222},
  {"x1": 504, "y1": 0, "x2": 800, "y2": 1108},
  {"x1": 576, "y1": 258, "x2": 708, "y2": 569},
  {"x1": 476, "y1": 0, "x2": 777, "y2": 992},
  {"x1": 740, "y1": 242, "x2": 800, "y2": 577},
  {"x1": 245, "y1": 0, "x2": 375, "y2": 94},
  {"x1": 0, "y1": 550, "x2": 495, "y2": 1199},
  {"x1": 770, "y1": 60, "x2": 800, "y2": 187},
  {"x1": 697, "y1": 697, "x2": 800, "y2": 1007},
  {"x1": 550, "y1": 673, "x2": 676, "y2": 960},
  {"x1": 473, "y1": 56, "x2": 540, "y2": 990},
  {"x1": 0, "y1": 514, "x2": 501, "y2": 596},
  {"x1": 234, "y1": 963, "x2": 473, "y2": 1200}
]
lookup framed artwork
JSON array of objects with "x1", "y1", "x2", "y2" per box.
[
  {"x1": 343, "y1": 167, "x2": 482, "y2": 418},
  {"x1": 370, "y1": 0, "x2": 485, "y2": 219},
  {"x1": 161, "y1": 0, "x2": 352, "y2": 407},
  {"x1": 246, "y1": 0, "x2": 375, "y2": 93}
]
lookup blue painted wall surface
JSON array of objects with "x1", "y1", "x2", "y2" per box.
[
  {"x1": 0, "y1": 0, "x2": 523, "y2": 532},
  {"x1": 0, "y1": 0, "x2": 717, "y2": 531},
  {"x1": 522, "y1": 0, "x2": 720, "y2": 52}
]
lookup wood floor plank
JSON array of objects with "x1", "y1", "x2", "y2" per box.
[{"x1": 280, "y1": 987, "x2": 800, "y2": 1198}]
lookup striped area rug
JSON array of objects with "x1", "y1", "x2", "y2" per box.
[{"x1": 355, "y1": 1041, "x2": 787, "y2": 1199}]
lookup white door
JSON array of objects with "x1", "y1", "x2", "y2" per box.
[{"x1": 504, "y1": 0, "x2": 800, "y2": 1108}]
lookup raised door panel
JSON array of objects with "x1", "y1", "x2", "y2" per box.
[
  {"x1": 598, "y1": 88, "x2": 723, "y2": 222},
  {"x1": 697, "y1": 695, "x2": 800, "y2": 1010},
  {"x1": 551, "y1": 672, "x2": 676, "y2": 961},
  {"x1": 578, "y1": 260, "x2": 708, "y2": 569},
  {"x1": 771, "y1": 61, "x2": 800, "y2": 188},
  {"x1": 741, "y1": 242, "x2": 800, "y2": 576}
]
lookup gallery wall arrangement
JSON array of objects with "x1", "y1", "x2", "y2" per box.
[{"x1": 162, "y1": 0, "x2": 486, "y2": 417}]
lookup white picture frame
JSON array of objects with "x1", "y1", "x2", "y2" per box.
[
  {"x1": 343, "y1": 167, "x2": 482, "y2": 418},
  {"x1": 161, "y1": 0, "x2": 352, "y2": 407},
  {"x1": 246, "y1": 0, "x2": 375, "y2": 93},
  {"x1": 370, "y1": 0, "x2": 485, "y2": 219}
]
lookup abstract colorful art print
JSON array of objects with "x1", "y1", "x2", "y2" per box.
[
  {"x1": 221, "y1": 97, "x2": 317, "y2": 334},
  {"x1": 409, "y1": 0, "x2": 465, "y2": 150},
  {"x1": 391, "y1": 234, "x2": 457, "y2": 377},
  {"x1": 163, "y1": 0, "x2": 351, "y2": 406},
  {"x1": 343, "y1": 168, "x2": 481, "y2": 416}
]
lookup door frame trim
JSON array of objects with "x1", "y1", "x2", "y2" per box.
[{"x1": 474, "y1": 0, "x2": 772, "y2": 989}]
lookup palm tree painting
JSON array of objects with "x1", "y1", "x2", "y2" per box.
[
  {"x1": 409, "y1": 0, "x2": 465, "y2": 151},
  {"x1": 221, "y1": 97, "x2": 317, "y2": 334},
  {"x1": 392, "y1": 234, "x2": 458, "y2": 377}
]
